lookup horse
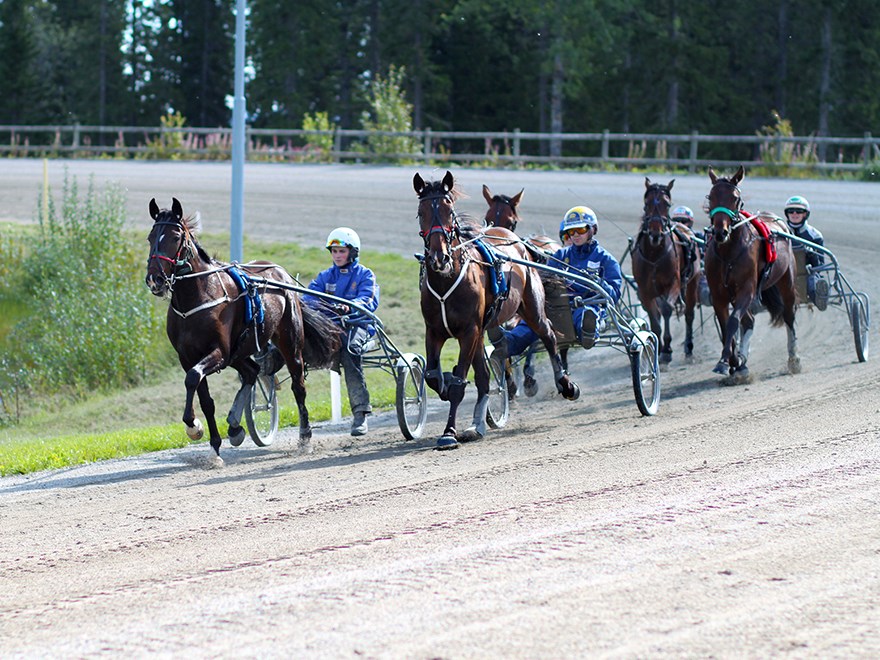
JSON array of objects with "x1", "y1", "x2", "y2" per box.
[
  {"x1": 629, "y1": 177, "x2": 700, "y2": 365},
  {"x1": 704, "y1": 166, "x2": 800, "y2": 382},
  {"x1": 482, "y1": 184, "x2": 568, "y2": 397},
  {"x1": 145, "y1": 197, "x2": 341, "y2": 460},
  {"x1": 414, "y1": 171, "x2": 579, "y2": 449}
]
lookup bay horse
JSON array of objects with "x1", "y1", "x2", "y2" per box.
[
  {"x1": 482, "y1": 184, "x2": 567, "y2": 397},
  {"x1": 145, "y1": 198, "x2": 341, "y2": 460},
  {"x1": 704, "y1": 166, "x2": 800, "y2": 382},
  {"x1": 414, "y1": 171, "x2": 579, "y2": 449},
  {"x1": 630, "y1": 178, "x2": 699, "y2": 365}
]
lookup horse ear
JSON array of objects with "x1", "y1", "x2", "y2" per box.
[
  {"x1": 482, "y1": 184, "x2": 493, "y2": 204},
  {"x1": 442, "y1": 170, "x2": 454, "y2": 192},
  {"x1": 511, "y1": 188, "x2": 524, "y2": 207},
  {"x1": 708, "y1": 167, "x2": 718, "y2": 184},
  {"x1": 149, "y1": 198, "x2": 160, "y2": 219},
  {"x1": 413, "y1": 173, "x2": 425, "y2": 195},
  {"x1": 644, "y1": 177, "x2": 651, "y2": 189},
  {"x1": 171, "y1": 197, "x2": 183, "y2": 219},
  {"x1": 667, "y1": 179, "x2": 675, "y2": 192},
  {"x1": 732, "y1": 165, "x2": 745, "y2": 185}
]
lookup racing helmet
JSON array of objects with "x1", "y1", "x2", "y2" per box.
[
  {"x1": 562, "y1": 206, "x2": 598, "y2": 235},
  {"x1": 671, "y1": 205, "x2": 695, "y2": 226},
  {"x1": 558, "y1": 218, "x2": 568, "y2": 242},
  {"x1": 784, "y1": 195, "x2": 811, "y2": 227},
  {"x1": 326, "y1": 227, "x2": 360, "y2": 262}
]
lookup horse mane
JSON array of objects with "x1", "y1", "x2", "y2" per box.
[
  {"x1": 457, "y1": 215, "x2": 484, "y2": 240},
  {"x1": 644, "y1": 182, "x2": 671, "y2": 198},
  {"x1": 177, "y1": 210, "x2": 217, "y2": 264}
]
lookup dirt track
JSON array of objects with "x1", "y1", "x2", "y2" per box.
[{"x1": 0, "y1": 163, "x2": 878, "y2": 657}]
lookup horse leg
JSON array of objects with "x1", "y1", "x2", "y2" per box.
[
  {"x1": 461, "y1": 333, "x2": 492, "y2": 443},
  {"x1": 712, "y1": 302, "x2": 735, "y2": 375},
  {"x1": 423, "y1": 329, "x2": 447, "y2": 400},
  {"x1": 519, "y1": 289, "x2": 579, "y2": 400},
  {"x1": 683, "y1": 277, "x2": 698, "y2": 360},
  {"x1": 658, "y1": 298, "x2": 674, "y2": 364},
  {"x1": 644, "y1": 299, "x2": 669, "y2": 364},
  {"x1": 523, "y1": 346, "x2": 538, "y2": 397},
  {"x1": 226, "y1": 357, "x2": 259, "y2": 446},
  {"x1": 782, "y1": 279, "x2": 801, "y2": 374},
  {"x1": 182, "y1": 349, "x2": 226, "y2": 457}
]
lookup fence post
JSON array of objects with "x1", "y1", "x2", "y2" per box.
[
  {"x1": 513, "y1": 128, "x2": 521, "y2": 167},
  {"x1": 864, "y1": 132, "x2": 873, "y2": 168},
  {"x1": 689, "y1": 131, "x2": 699, "y2": 173},
  {"x1": 73, "y1": 123, "x2": 81, "y2": 150},
  {"x1": 424, "y1": 127, "x2": 432, "y2": 161},
  {"x1": 601, "y1": 129, "x2": 610, "y2": 161},
  {"x1": 333, "y1": 128, "x2": 342, "y2": 163}
]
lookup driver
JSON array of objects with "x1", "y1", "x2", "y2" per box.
[
  {"x1": 303, "y1": 227, "x2": 380, "y2": 436},
  {"x1": 784, "y1": 195, "x2": 828, "y2": 310},
  {"x1": 490, "y1": 206, "x2": 622, "y2": 358}
]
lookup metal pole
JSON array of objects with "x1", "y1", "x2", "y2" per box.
[{"x1": 230, "y1": 0, "x2": 246, "y2": 262}]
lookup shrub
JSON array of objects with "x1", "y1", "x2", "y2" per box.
[
  {"x1": 2, "y1": 175, "x2": 162, "y2": 398},
  {"x1": 359, "y1": 65, "x2": 421, "y2": 162}
]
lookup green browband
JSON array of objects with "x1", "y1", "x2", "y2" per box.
[{"x1": 709, "y1": 206, "x2": 738, "y2": 219}]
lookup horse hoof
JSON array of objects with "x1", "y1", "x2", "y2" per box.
[
  {"x1": 660, "y1": 351, "x2": 672, "y2": 364},
  {"x1": 186, "y1": 419, "x2": 204, "y2": 440},
  {"x1": 206, "y1": 454, "x2": 224, "y2": 469},
  {"x1": 435, "y1": 435, "x2": 459, "y2": 450},
  {"x1": 732, "y1": 367, "x2": 751, "y2": 385},
  {"x1": 565, "y1": 381, "x2": 580, "y2": 401},
  {"x1": 228, "y1": 425, "x2": 246, "y2": 447},
  {"x1": 458, "y1": 428, "x2": 483, "y2": 443},
  {"x1": 788, "y1": 356, "x2": 802, "y2": 375},
  {"x1": 300, "y1": 426, "x2": 313, "y2": 442},
  {"x1": 298, "y1": 438, "x2": 314, "y2": 455},
  {"x1": 712, "y1": 361, "x2": 729, "y2": 375},
  {"x1": 524, "y1": 376, "x2": 538, "y2": 397}
]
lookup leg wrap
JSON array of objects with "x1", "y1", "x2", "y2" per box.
[{"x1": 445, "y1": 375, "x2": 468, "y2": 405}]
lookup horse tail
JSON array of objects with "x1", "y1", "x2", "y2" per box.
[
  {"x1": 761, "y1": 284, "x2": 786, "y2": 327},
  {"x1": 300, "y1": 301, "x2": 343, "y2": 368}
]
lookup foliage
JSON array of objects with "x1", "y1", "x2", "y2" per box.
[
  {"x1": 358, "y1": 66, "x2": 422, "y2": 162},
  {"x1": 141, "y1": 112, "x2": 188, "y2": 160},
  {"x1": 0, "y1": 176, "x2": 161, "y2": 401},
  {"x1": 301, "y1": 111, "x2": 336, "y2": 162},
  {"x1": 754, "y1": 111, "x2": 819, "y2": 178}
]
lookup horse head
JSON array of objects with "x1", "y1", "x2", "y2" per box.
[
  {"x1": 707, "y1": 165, "x2": 745, "y2": 244},
  {"x1": 414, "y1": 170, "x2": 459, "y2": 275},
  {"x1": 146, "y1": 197, "x2": 199, "y2": 296},
  {"x1": 482, "y1": 184, "x2": 524, "y2": 232},
  {"x1": 641, "y1": 178, "x2": 674, "y2": 246}
]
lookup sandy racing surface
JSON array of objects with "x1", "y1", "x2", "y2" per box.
[{"x1": 1, "y1": 163, "x2": 878, "y2": 657}]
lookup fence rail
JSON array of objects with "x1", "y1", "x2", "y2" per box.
[{"x1": 1, "y1": 124, "x2": 879, "y2": 173}]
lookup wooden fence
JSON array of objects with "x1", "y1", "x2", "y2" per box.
[{"x1": 2, "y1": 124, "x2": 879, "y2": 173}]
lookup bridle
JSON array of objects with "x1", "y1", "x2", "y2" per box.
[
  {"x1": 709, "y1": 180, "x2": 749, "y2": 233},
  {"x1": 418, "y1": 190, "x2": 461, "y2": 252},
  {"x1": 486, "y1": 196, "x2": 517, "y2": 232},
  {"x1": 147, "y1": 217, "x2": 196, "y2": 293},
  {"x1": 642, "y1": 185, "x2": 672, "y2": 235}
]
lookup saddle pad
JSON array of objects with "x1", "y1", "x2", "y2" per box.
[
  {"x1": 227, "y1": 266, "x2": 265, "y2": 326},
  {"x1": 473, "y1": 238, "x2": 507, "y2": 297},
  {"x1": 750, "y1": 218, "x2": 777, "y2": 265}
]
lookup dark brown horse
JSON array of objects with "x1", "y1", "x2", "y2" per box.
[
  {"x1": 482, "y1": 184, "x2": 524, "y2": 232},
  {"x1": 145, "y1": 198, "x2": 340, "y2": 460},
  {"x1": 630, "y1": 178, "x2": 700, "y2": 365},
  {"x1": 414, "y1": 171, "x2": 579, "y2": 449},
  {"x1": 704, "y1": 166, "x2": 800, "y2": 382},
  {"x1": 482, "y1": 184, "x2": 568, "y2": 396}
]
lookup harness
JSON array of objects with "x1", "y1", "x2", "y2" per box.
[
  {"x1": 487, "y1": 196, "x2": 517, "y2": 231},
  {"x1": 418, "y1": 190, "x2": 510, "y2": 335}
]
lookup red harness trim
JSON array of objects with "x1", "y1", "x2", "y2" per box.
[{"x1": 749, "y1": 217, "x2": 777, "y2": 265}]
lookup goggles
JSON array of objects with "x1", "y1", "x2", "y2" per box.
[
  {"x1": 564, "y1": 226, "x2": 590, "y2": 237},
  {"x1": 328, "y1": 239, "x2": 349, "y2": 247},
  {"x1": 784, "y1": 208, "x2": 806, "y2": 215}
]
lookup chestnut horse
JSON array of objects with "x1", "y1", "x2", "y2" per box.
[
  {"x1": 630, "y1": 178, "x2": 699, "y2": 365},
  {"x1": 414, "y1": 171, "x2": 579, "y2": 449},
  {"x1": 146, "y1": 198, "x2": 340, "y2": 460},
  {"x1": 704, "y1": 166, "x2": 800, "y2": 382}
]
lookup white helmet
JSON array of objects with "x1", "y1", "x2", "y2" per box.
[
  {"x1": 562, "y1": 206, "x2": 598, "y2": 234},
  {"x1": 784, "y1": 195, "x2": 810, "y2": 227},
  {"x1": 671, "y1": 205, "x2": 694, "y2": 225},
  {"x1": 326, "y1": 227, "x2": 360, "y2": 262}
]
